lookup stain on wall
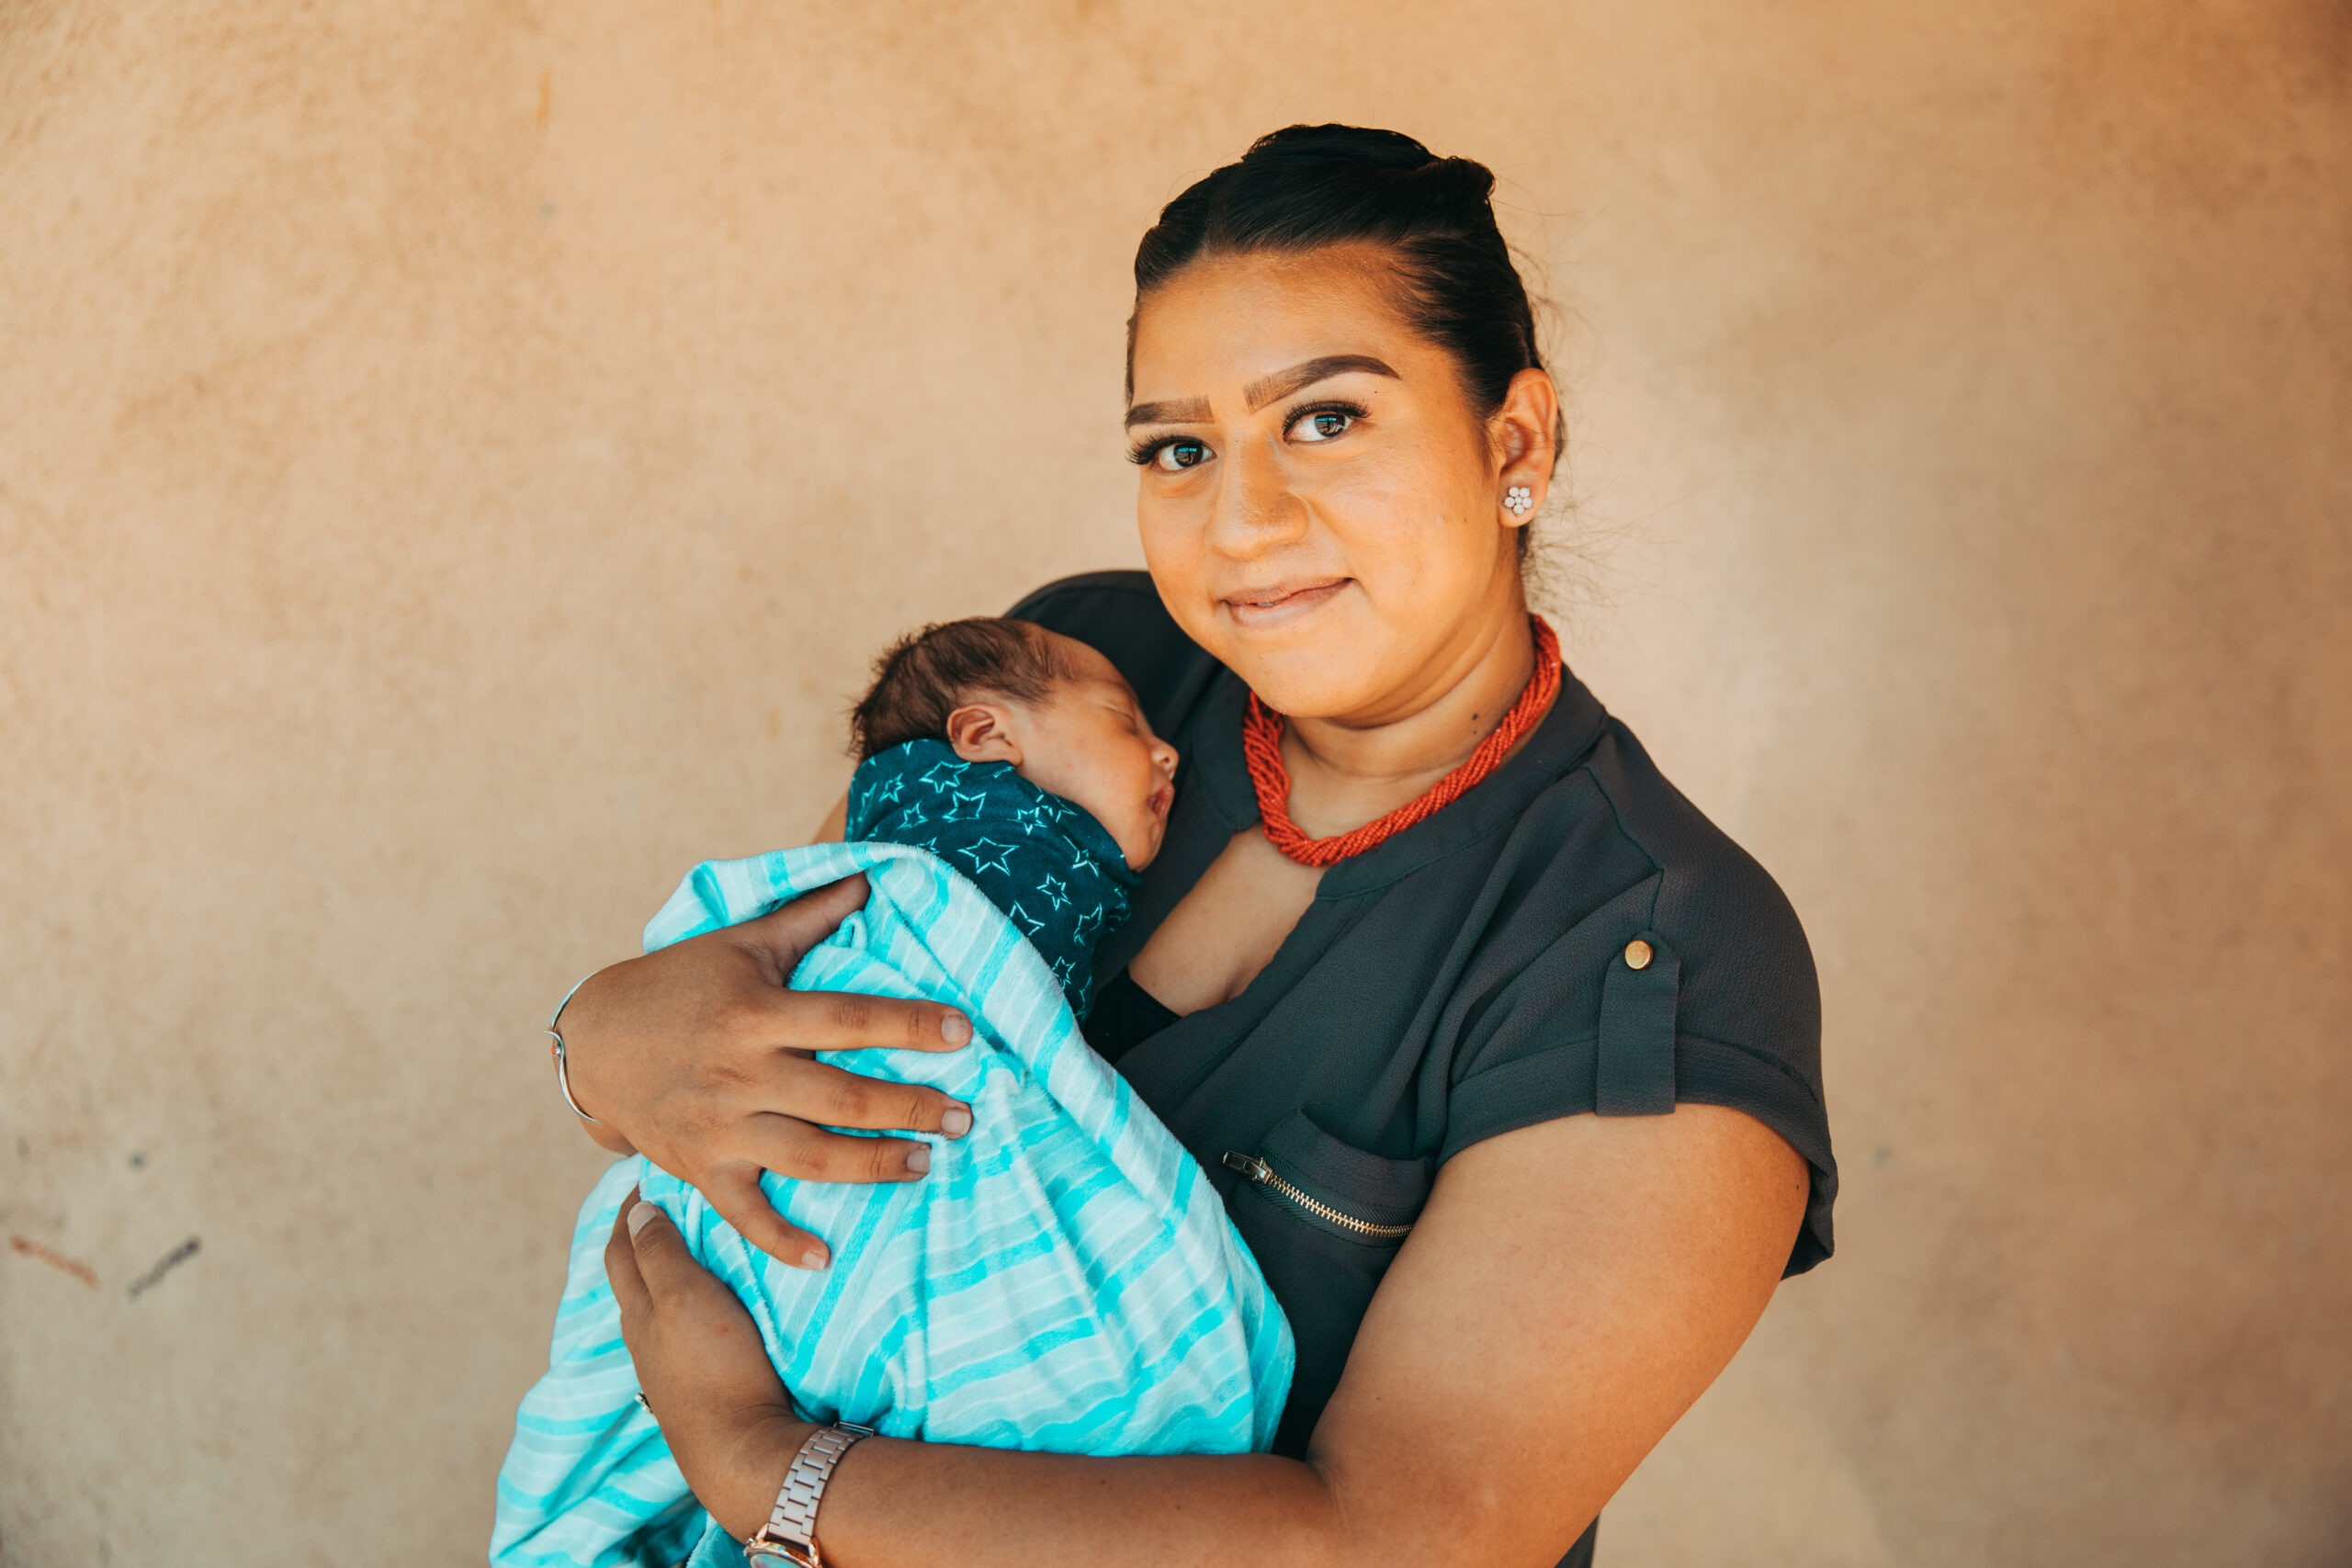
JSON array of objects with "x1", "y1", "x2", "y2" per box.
[
  {"x1": 1, "y1": 1, "x2": 2346, "y2": 1563},
  {"x1": 6, "y1": 1236, "x2": 98, "y2": 1292}
]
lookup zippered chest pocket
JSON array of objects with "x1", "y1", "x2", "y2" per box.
[
  {"x1": 1222, "y1": 1111, "x2": 1432, "y2": 1247},
  {"x1": 1224, "y1": 1152, "x2": 1413, "y2": 1238},
  {"x1": 1217, "y1": 1111, "x2": 1434, "y2": 1455}
]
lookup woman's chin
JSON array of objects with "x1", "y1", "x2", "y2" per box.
[
  {"x1": 1235, "y1": 665, "x2": 1385, "y2": 721},
  {"x1": 1208, "y1": 609, "x2": 1385, "y2": 716}
]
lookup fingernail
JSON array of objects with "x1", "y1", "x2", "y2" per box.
[
  {"x1": 800, "y1": 1246, "x2": 830, "y2": 1270},
  {"x1": 905, "y1": 1145, "x2": 932, "y2": 1175},
  {"x1": 941, "y1": 1104, "x2": 972, "y2": 1138},
  {"x1": 627, "y1": 1202, "x2": 658, "y2": 1237},
  {"x1": 941, "y1": 1012, "x2": 971, "y2": 1044}
]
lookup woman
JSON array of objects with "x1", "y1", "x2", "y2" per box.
[{"x1": 555, "y1": 125, "x2": 1835, "y2": 1568}]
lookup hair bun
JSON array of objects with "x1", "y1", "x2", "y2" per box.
[{"x1": 1242, "y1": 123, "x2": 1438, "y2": 172}]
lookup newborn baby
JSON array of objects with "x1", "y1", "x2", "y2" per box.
[
  {"x1": 495, "y1": 617, "x2": 1293, "y2": 1568},
  {"x1": 834, "y1": 615, "x2": 1179, "y2": 1013}
]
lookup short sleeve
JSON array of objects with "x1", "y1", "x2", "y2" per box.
[{"x1": 1443, "y1": 829, "x2": 1836, "y2": 1277}]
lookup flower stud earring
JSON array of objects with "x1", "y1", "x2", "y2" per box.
[{"x1": 1503, "y1": 484, "x2": 1534, "y2": 516}]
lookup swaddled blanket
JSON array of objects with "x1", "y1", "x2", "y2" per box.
[{"x1": 492, "y1": 833, "x2": 1295, "y2": 1568}]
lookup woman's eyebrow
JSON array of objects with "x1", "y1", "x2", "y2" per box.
[
  {"x1": 1125, "y1": 396, "x2": 1212, "y2": 427},
  {"x1": 1242, "y1": 354, "x2": 1398, "y2": 411},
  {"x1": 1123, "y1": 355, "x2": 1400, "y2": 428}
]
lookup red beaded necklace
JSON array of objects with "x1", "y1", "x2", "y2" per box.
[{"x1": 1242, "y1": 615, "x2": 1562, "y2": 868}]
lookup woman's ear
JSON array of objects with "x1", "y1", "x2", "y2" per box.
[
  {"x1": 1491, "y1": 367, "x2": 1561, "y2": 527},
  {"x1": 944, "y1": 702, "x2": 1023, "y2": 765}
]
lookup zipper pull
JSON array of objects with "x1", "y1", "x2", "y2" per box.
[{"x1": 1222, "y1": 1151, "x2": 1271, "y2": 1183}]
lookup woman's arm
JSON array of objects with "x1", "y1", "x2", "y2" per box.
[
  {"x1": 812, "y1": 790, "x2": 848, "y2": 842},
  {"x1": 610, "y1": 1103, "x2": 1809, "y2": 1566},
  {"x1": 560, "y1": 870, "x2": 978, "y2": 1269}
]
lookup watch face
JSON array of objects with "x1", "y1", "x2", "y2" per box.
[{"x1": 743, "y1": 1543, "x2": 813, "y2": 1568}]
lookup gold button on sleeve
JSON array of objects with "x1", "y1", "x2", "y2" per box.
[{"x1": 1624, "y1": 938, "x2": 1654, "y2": 971}]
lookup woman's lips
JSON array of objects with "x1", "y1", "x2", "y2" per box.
[{"x1": 1221, "y1": 579, "x2": 1348, "y2": 628}]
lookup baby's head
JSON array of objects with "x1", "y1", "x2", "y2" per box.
[{"x1": 850, "y1": 618, "x2": 1180, "y2": 871}]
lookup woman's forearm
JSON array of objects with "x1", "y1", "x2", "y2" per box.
[
  {"x1": 607, "y1": 1192, "x2": 1357, "y2": 1565},
  {"x1": 619, "y1": 1113, "x2": 1807, "y2": 1568},
  {"x1": 708, "y1": 1416, "x2": 1348, "y2": 1568}
]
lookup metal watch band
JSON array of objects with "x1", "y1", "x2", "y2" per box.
[{"x1": 745, "y1": 1421, "x2": 876, "y2": 1568}]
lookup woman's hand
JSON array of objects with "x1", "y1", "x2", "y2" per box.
[
  {"x1": 608, "y1": 1191, "x2": 813, "y2": 1538},
  {"x1": 561, "y1": 874, "x2": 975, "y2": 1269}
]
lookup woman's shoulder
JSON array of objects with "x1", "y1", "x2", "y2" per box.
[
  {"x1": 1487, "y1": 711, "x2": 1836, "y2": 1269},
  {"x1": 1555, "y1": 716, "x2": 1821, "y2": 1075},
  {"x1": 1009, "y1": 568, "x2": 1163, "y2": 619},
  {"x1": 1008, "y1": 571, "x2": 1222, "y2": 736}
]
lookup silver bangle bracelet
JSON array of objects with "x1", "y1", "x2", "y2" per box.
[{"x1": 546, "y1": 974, "x2": 602, "y2": 1124}]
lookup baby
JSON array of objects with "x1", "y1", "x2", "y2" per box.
[
  {"x1": 494, "y1": 618, "x2": 1292, "y2": 1568},
  {"x1": 833, "y1": 615, "x2": 1179, "y2": 1012}
]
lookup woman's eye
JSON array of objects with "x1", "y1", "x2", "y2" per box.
[
  {"x1": 1152, "y1": 440, "x2": 1209, "y2": 472},
  {"x1": 1291, "y1": 409, "x2": 1355, "y2": 444}
]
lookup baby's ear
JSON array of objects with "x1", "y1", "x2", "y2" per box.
[{"x1": 944, "y1": 702, "x2": 1023, "y2": 766}]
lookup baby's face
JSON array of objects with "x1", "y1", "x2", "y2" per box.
[{"x1": 970, "y1": 639, "x2": 1179, "y2": 871}]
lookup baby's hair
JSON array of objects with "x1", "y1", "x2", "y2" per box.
[{"x1": 849, "y1": 617, "x2": 1077, "y2": 761}]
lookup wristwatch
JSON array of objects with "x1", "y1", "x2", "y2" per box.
[{"x1": 742, "y1": 1421, "x2": 876, "y2": 1568}]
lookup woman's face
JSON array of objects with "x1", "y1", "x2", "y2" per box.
[{"x1": 1125, "y1": 243, "x2": 1548, "y2": 722}]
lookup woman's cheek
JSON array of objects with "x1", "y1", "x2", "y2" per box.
[
  {"x1": 1304, "y1": 484, "x2": 1418, "y2": 626},
  {"x1": 1137, "y1": 514, "x2": 1225, "y2": 652},
  {"x1": 1301, "y1": 447, "x2": 1429, "y2": 553}
]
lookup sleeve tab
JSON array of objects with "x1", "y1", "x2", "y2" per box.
[{"x1": 1595, "y1": 931, "x2": 1679, "y2": 1116}]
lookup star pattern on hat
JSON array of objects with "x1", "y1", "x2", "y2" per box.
[
  {"x1": 941, "y1": 789, "x2": 988, "y2": 824},
  {"x1": 921, "y1": 759, "x2": 968, "y2": 793},
  {"x1": 1039, "y1": 873, "x2": 1069, "y2": 910}
]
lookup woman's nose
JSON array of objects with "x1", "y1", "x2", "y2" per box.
[{"x1": 1204, "y1": 434, "x2": 1307, "y2": 556}]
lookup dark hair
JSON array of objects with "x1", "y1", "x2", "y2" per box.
[
  {"x1": 1129, "y1": 124, "x2": 1561, "y2": 471},
  {"x1": 848, "y1": 617, "x2": 1075, "y2": 761}
]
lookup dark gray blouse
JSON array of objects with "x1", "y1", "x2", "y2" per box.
[{"x1": 1013, "y1": 572, "x2": 1836, "y2": 1568}]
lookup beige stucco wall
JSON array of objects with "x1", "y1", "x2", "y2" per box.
[{"x1": 3, "y1": 2, "x2": 2346, "y2": 1562}]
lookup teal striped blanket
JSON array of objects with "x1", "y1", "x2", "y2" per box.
[{"x1": 492, "y1": 840, "x2": 1295, "y2": 1567}]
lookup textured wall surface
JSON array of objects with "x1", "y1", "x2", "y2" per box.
[{"x1": 3, "y1": 2, "x2": 2346, "y2": 1563}]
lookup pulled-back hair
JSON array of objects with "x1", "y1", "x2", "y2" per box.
[
  {"x1": 1129, "y1": 124, "x2": 1560, "y2": 468},
  {"x1": 849, "y1": 617, "x2": 1074, "y2": 761}
]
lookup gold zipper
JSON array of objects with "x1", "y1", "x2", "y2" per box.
[{"x1": 1223, "y1": 1152, "x2": 1413, "y2": 1239}]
